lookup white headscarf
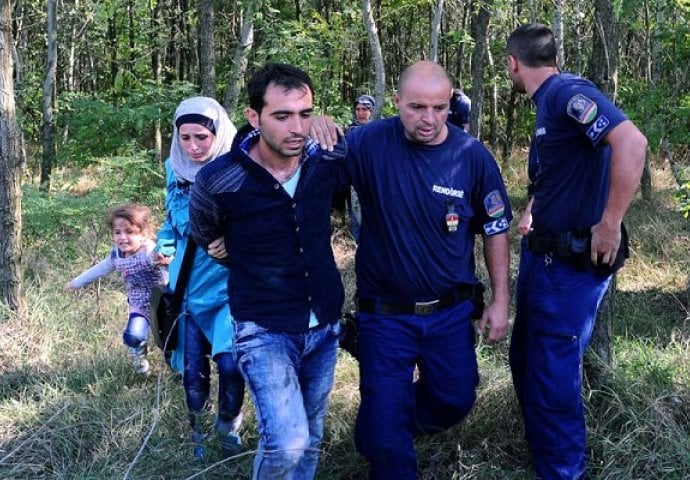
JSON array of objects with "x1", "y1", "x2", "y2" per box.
[{"x1": 169, "y1": 96, "x2": 236, "y2": 183}]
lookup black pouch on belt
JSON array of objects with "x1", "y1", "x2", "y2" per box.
[{"x1": 471, "y1": 283, "x2": 485, "y2": 319}]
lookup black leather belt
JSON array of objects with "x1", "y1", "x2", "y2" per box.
[{"x1": 357, "y1": 285, "x2": 475, "y2": 316}]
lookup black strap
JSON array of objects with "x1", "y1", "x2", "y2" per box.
[{"x1": 168, "y1": 238, "x2": 197, "y2": 312}]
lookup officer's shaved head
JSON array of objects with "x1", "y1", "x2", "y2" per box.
[{"x1": 398, "y1": 61, "x2": 452, "y2": 97}]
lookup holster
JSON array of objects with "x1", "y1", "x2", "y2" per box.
[
  {"x1": 471, "y1": 283, "x2": 485, "y2": 320},
  {"x1": 527, "y1": 223, "x2": 630, "y2": 277}
]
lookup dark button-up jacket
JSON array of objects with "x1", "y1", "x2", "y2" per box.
[{"x1": 190, "y1": 132, "x2": 348, "y2": 332}]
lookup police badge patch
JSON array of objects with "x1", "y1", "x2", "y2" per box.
[
  {"x1": 483, "y1": 217, "x2": 509, "y2": 235},
  {"x1": 484, "y1": 190, "x2": 505, "y2": 218},
  {"x1": 586, "y1": 115, "x2": 610, "y2": 141},
  {"x1": 567, "y1": 94, "x2": 598, "y2": 124}
]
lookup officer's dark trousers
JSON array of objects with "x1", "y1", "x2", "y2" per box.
[
  {"x1": 355, "y1": 300, "x2": 479, "y2": 480},
  {"x1": 510, "y1": 244, "x2": 610, "y2": 480}
]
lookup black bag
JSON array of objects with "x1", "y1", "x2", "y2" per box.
[{"x1": 150, "y1": 239, "x2": 197, "y2": 352}]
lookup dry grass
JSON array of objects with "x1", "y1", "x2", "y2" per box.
[{"x1": 0, "y1": 160, "x2": 689, "y2": 479}]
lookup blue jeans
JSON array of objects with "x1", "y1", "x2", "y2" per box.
[
  {"x1": 355, "y1": 301, "x2": 479, "y2": 480},
  {"x1": 122, "y1": 313, "x2": 149, "y2": 348},
  {"x1": 184, "y1": 315, "x2": 244, "y2": 417},
  {"x1": 510, "y1": 245, "x2": 611, "y2": 480},
  {"x1": 233, "y1": 320, "x2": 340, "y2": 480}
]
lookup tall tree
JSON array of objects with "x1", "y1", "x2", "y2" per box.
[
  {"x1": 553, "y1": 0, "x2": 565, "y2": 70},
  {"x1": 223, "y1": 0, "x2": 256, "y2": 115},
  {"x1": 430, "y1": 0, "x2": 445, "y2": 62},
  {"x1": 199, "y1": 0, "x2": 215, "y2": 97},
  {"x1": 362, "y1": 0, "x2": 385, "y2": 120},
  {"x1": 40, "y1": 0, "x2": 57, "y2": 191},
  {"x1": 469, "y1": 2, "x2": 490, "y2": 139},
  {"x1": 587, "y1": 0, "x2": 632, "y2": 376},
  {"x1": 150, "y1": 0, "x2": 164, "y2": 163},
  {"x1": 0, "y1": 0, "x2": 25, "y2": 314},
  {"x1": 589, "y1": 0, "x2": 618, "y2": 101}
]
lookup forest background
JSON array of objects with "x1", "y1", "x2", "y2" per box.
[{"x1": 0, "y1": 0, "x2": 689, "y2": 478}]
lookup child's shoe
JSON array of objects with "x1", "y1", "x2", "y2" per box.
[{"x1": 127, "y1": 345, "x2": 151, "y2": 376}]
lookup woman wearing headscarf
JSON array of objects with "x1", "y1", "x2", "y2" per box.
[{"x1": 154, "y1": 96, "x2": 245, "y2": 460}]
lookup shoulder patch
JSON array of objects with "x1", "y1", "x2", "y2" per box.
[
  {"x1": 586, "y1": 116, "x2": 610, "y2": 141},
  {"x1": 567, "y1": 94, "x2": 598, "y2": 124},
  {"x1": 484, "y1": 190, "x2": 505, "y2": 219},
  {"x1": 483, "y1": 217, "x2": 509, "y2": 235}
]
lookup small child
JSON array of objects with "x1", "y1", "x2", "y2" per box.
[{"x1": 65, "y1": 204, "x2": 167, "y2": 375}]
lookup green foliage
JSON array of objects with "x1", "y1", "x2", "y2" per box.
[
  {"x1": 676, "y1": 178, "x2": 690, "y2": 218},
  {"x1": 620, "y1": 81, "x2": 690, "y2": 152},
  {"x1": 57, "y1": 81, "x2": 197, "y2": 167},
  {"x1": 22, "y1": 154, "x2": 165, "y2": 257}
]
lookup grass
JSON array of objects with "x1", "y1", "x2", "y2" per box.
[{"x1": 0, "y1": 159, "x2": 689, "y2": 479}]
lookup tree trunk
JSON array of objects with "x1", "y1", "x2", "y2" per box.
[
  {"x1": 469, "y1": 2, "x2": 490, "y2": 140},
  {"x1": 362, "y1": 0, "x2": 385, "y2": 120},
  {"x1": 223, "y1": 0, "x2": 256, "y2": 116},
  {"x1": 0, "y1": 0, "x2": 26, "y2": 315},
  {"x1": 588, "y1": 0, "x2": 618, "y2": 373},
  {"x1": 637, "y1": 0, "x2": 659, "y2": 202},
  {"x1": 199, "y1": 0, "x2": 215, "y2": 98},
  {"x1": 501, "y1": 89, "x2": 517, "y2": 165},
  {"x1": 486, "y1": 42, "x2": 498, "y2": 150},
  {"x1": 588, "y1": 0, "x2": 618, "y2": 100},
  {"x1": 429, "y1": 0, "x2": 444, "y2": 63},
  {"x1": 150, "y1": 0, "x2": 163, "y2": 163},
  {"x1": 107, "y1": 13, "x2": 117, "y2": 87},
  {"x1": 552, "y1": 0, "x2": 565, "y2": 70},
  {"x1": 40, "y1": 0, "x2": 57, "y2": 191}
]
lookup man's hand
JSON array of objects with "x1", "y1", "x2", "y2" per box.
[
  {"x1": 208, "y1": 236, "x2": 228, "y2": 260},
  {"x1": 309, "y1": 115, "x2": 343, "y2": 151},
  {"x1": 517, "y1": 211, "x2": 533, "y2": 236},
  {"x1": 475, "y1": 301, "x2": 509, "y2": 343},
  {"x1": 590, "y1": 219, "x2": 621, "y2": 266}
]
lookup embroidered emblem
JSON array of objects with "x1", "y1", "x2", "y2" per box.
[
  {"x1": 586, "y1": 116, "x2": 610, "y2": 140},
  {"x1": 484, "y1": 190, "x2": 505, "y2": 218},
  {"x1": 483, "y1": 217, "x2": 509, "y2": 235},
  {"x1": 567, "y1": 94, "x2": 598, "y2": 124}
]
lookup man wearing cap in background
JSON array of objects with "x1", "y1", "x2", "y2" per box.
[
  {"x1": 348, "y1": 94, "x2": 376, "y2": 131},
  {"x1": 447, "y1": 87, "x2": 471, "y2": 132},
  {"x1": 332, "y1": 94, "x2": 377, "y2": 242}
]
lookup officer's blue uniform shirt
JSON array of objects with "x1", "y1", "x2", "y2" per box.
[
  {"x1": 448, "y1": 92, "x2": 471, "y2": 128},
  {"x1": 346, "y1": 118, "x2": 512, "y2": 302},
  {"x1": 529, "y1": 73, "x2": 628, "y2": 236}
]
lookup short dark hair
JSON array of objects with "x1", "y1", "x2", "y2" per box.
[
  {"x1": 247, "y1": 63, "x2": 314, "y2": 115},
  {"x1": 507, "y1": 23, "x2": 558, "y2": 68}
]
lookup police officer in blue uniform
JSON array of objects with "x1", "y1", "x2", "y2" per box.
[
  {"x1": 447, "y1": 87, "x2": 471, "y2": 132},
  {"x1": 506, "y1": 24, "x2": 647, "y2": 479},
  {"x1": 312, "y1": 60, "x2": 512, "y2": 480}
]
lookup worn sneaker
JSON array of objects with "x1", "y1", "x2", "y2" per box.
[
  {"x1": 128, "y1": 346, "x2": 151, "y2": 376},
  {"x1": 219, "y1": 430, "x2": 242, "y2": 458},
  {"x1": 215, "y1": 412, "x2": 243, "y2": 458}
]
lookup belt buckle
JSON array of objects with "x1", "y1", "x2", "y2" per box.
[{"x1": 414, "y1": 300, "x2": 439, "y2": 315}]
